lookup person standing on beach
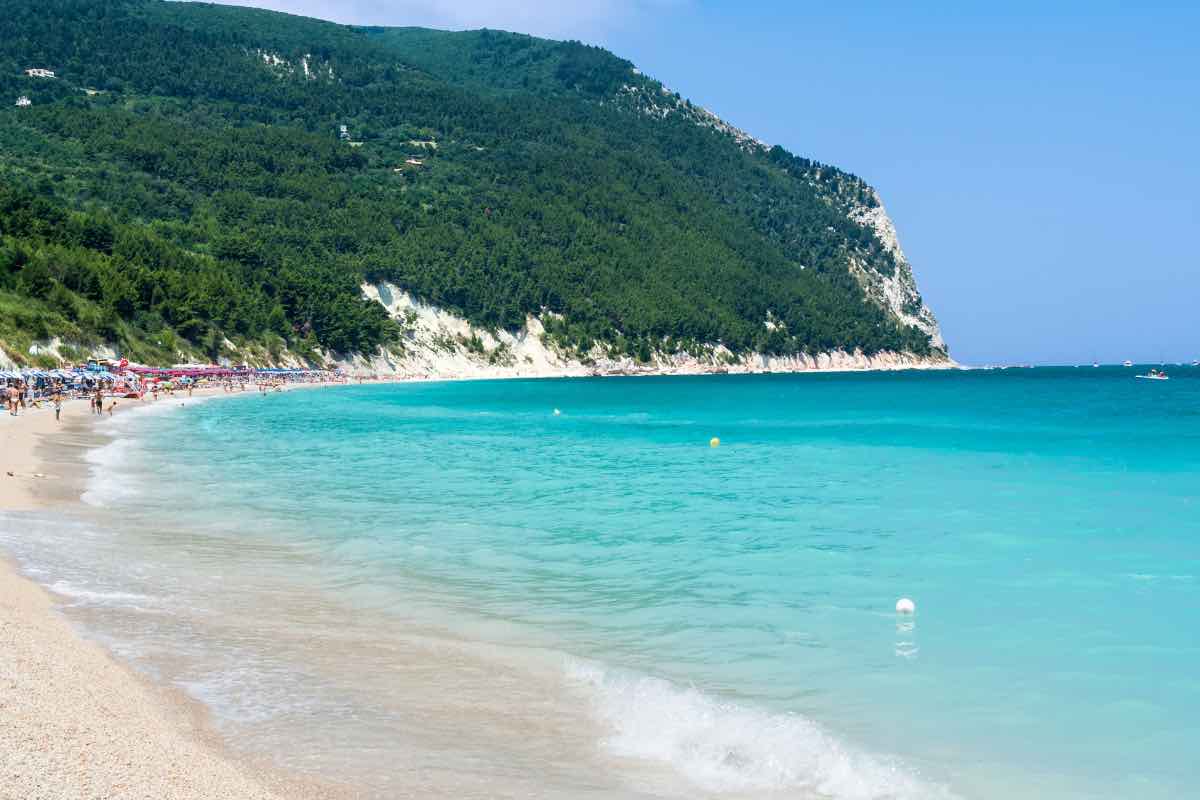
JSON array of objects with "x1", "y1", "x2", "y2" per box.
[
  {"x1": 93, "y1": 387, "x2": 104, "y2": 416},
  {"x1": 6, "y1": 383, "x2": 18, "y2": 416},
  {"x1": 52, "y1": 390, "x2": 63, "y2": 422}
]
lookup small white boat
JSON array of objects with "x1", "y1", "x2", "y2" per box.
[
  {"x1": 1136, "y1": 372, "x2": 1169, "y2": 381},
  {"x1": 1123, "y1": 360, "x2": 1133, "y2": 367}
]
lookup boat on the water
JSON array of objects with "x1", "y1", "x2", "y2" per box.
[
  {"x1": 1123, "y1": 360, "x2": 1133, "y2": 367},
  {"x1": 1137, "y1": 369, "x2": 1170, "y2": 381}
]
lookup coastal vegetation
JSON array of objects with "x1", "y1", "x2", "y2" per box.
[{"x1": 0, "y1": 0, "x2": 940, "y2": 367}]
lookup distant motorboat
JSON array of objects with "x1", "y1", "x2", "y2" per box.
[
  {"x1": 1123, "y1": 360, "x2": 1133, "y2": 367},
  {"x1": 1092, "y1": 362, "x2": 1100, "y2": 368},
  {"x1": 1137, "y1": 369, "x2": 1169, "y2": 381}
]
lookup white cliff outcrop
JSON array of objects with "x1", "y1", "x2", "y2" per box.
[
  {"x1": 849, "y1": 191, "x2": 946, "y2": 352},
  {"x1": 346, "y1": 283, "x2": 953, "y2": 380},
  {"x1": 252, "y1": 49, "x2": 334, "y2": 81}
]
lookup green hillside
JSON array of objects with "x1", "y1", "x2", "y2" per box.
[{"x1": 0, "y1": 0, "x2": 944, "y2": 367}]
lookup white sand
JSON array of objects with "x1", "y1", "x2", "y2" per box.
[
  {"x1": 0, "y1": 554, "x2": 292, "y2": 799},
  {"x1": 0, "y1": 391, "x2": 343, "y2": 799}
]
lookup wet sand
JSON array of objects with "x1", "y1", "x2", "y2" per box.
[{"x1": 0, "y1": 390, "x2": 344, "y2": 799}]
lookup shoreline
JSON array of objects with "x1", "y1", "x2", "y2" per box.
[
  {"x1": 0, "y1": 370, "x2": 960, "y2": 799},
  {"x1": 0, "y1": 368, "x2": 952, "y2": 799},
  {"x1": 0, "y1": 385, "x2": 351, "y2": 799},
  {"x1": 2, "y1": 369, "x2": 1185, "y2": 799}
]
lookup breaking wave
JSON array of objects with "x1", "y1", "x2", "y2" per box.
[{"x1": 567, "y1": 659, "x2": 957, "y2": 800}]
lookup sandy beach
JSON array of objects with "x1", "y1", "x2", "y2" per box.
[{"x1": 0, "y1": 389, "x2": 340, "y2": 800}]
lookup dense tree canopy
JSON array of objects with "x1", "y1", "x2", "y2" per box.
[{"x1": 0, "y1": 0, "x2": 938, "y2": 366}]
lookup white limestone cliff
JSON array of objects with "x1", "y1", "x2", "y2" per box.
[
  {"x1": 848, "y1": 191, "x2": 946, "y2": 352},
  {"x1": 345, "y1": 282, "x2": 953, "y2": 379}
]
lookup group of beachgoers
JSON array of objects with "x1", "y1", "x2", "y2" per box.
[
  {"x1": 6, "y1": 381, "x2": 66, "y2": 421},
  {"x1": 4, "y1": 373, "x2": 136, "y2": 421},
  {"x1": 3, "y1": 368, "x2": 344, "y2": 425}
]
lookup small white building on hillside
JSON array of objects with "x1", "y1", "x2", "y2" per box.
[
  {"x1": 15, "y1": 96, "x2": 31, "y2": 108},
  {"x1": 24, "y1": 68, "x2": 55, "y2": 79}
]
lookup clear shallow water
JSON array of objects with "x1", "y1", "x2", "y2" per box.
[{"x1": 3, "y1": 368, "x2": 1200, "y2": 798}]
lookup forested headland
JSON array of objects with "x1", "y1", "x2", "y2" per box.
[{"x1": 0, "y1": 0, "x2": 945, "y2": 368}]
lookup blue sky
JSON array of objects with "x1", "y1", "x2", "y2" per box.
[{"x1": 209, "y1": 1, "x2": 1199, "y2": 364}]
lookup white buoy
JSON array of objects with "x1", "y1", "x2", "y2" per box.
[
  {"x1": 895, "y1": 597, "x2": 916, "y2": 615},
  {"x1": 553, "y1": 408, "x2": 561, "y2": 416}
]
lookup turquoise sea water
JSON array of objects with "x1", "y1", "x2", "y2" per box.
[{"x1": 3, "y1": 368, "x2": 1199, "y2": 798}]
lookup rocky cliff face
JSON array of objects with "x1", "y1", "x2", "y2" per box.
[
  {"x1": 849, "y1": 191, "x2": 947, "y2": 352},
  {"x1": 350, "y1": 283, "x2": 952, "y2": 379}
]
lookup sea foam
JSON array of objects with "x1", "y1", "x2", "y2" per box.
[
  {"x1": 49, "y1": 580, "x2": 154, "y2": 608},
  {"x1": 80, "y1": 436, "x2": 138, "y2": 507},
  {"x1": 80, "y1": 396, "x2": 213, "y2": 506},
  {"x1": 567, "y1": 659, "x2": 956, "y2": 800}
]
